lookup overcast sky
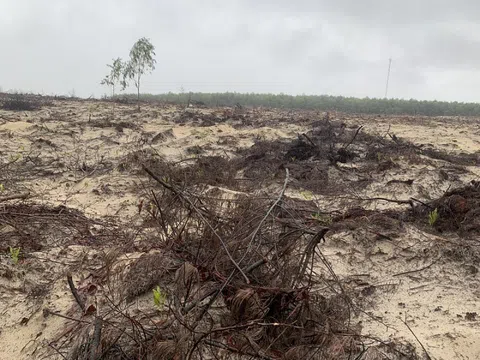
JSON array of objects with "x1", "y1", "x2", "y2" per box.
[{"x1": 1, "y1": 0, "x2": 480, "y2": 102}]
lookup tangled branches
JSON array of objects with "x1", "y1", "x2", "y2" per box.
[
  {"x1": 50, "y1": 163, "x2": 363, "y2": 360},
  {"x1": 0, "y1": 203, "x2": 123, "y2": 252}
]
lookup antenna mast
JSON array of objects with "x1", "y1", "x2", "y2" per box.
[{"x1": 384, "y1": 58, "x2": 392, "y2": 98}]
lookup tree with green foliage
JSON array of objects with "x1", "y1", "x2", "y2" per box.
[
  {"x1": 123, "y1": 37, "x2": 156, "y2": 111},
  {"x1": 124, "y1": 92, "x2": 480, "y2": 117},
  {"x1": 101, "y1": 57, "x2": 124, "y2": 117}
]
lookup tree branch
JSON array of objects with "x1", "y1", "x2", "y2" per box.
[
  {"x1": 67, "y1": 274, "x2": 85, "y2": 312},
  {"x1": 0, "y1": 192, "x2": 30, "y2": 202},
  {"x1": 143, "y1": 164, "x2": 251, "y2": 283}
]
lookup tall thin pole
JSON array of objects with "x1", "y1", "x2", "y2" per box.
[{"x1": 384, "y1": 58, "x2": 392, "y2": 98}]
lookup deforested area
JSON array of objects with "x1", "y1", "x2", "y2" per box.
[
  {"x1": 0, "y1": 95, "x2": 479, "y2": 359},
  {"x1": 5, "y1": 1, "x2": 480, "y2": 358}
]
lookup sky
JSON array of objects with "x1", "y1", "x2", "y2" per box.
[{"x1": 1, "y1": 0, "x2": 480, "y2": 102}]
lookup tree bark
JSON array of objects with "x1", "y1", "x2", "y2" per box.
[
  {"x1": 112, "y1": 85, "x2": 115, "y2": 119},
  {"x1": 137, "y1": 74, "x2": 141, "y2": 112}
]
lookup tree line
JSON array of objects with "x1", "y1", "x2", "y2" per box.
[
  {"x1": 127, "y1": 92, "x2": 480, "y2": 117},
  {"x1": 100, "y1": 39, "x2": 480, "y2": 117}
]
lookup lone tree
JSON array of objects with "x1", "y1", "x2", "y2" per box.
[
  {"x1": 123, "y1": 37, "x2": 156, "y2": 111},
  {"x1": 101, "y1": 57, "x2": 124, "y2": 117}
]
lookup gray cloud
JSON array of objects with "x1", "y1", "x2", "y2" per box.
[{"x1": 1, "y1": 0, "x2": 480, "y2": 101}]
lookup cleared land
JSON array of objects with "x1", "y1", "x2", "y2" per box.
[{"x1": 0, "y1": 95, "x2": 479, "y2": 359}]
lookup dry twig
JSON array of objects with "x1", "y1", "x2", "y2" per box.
[
  {"x1": 0, "y1": 191, "x2": 30, "y2": 202},
  {"x1": 67, "y1": 274, "x2": 85, "y2": 312}
]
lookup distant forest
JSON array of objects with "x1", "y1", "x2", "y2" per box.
[{"x1": 128, "y1": 92, "x2": 480, "y2": 117}]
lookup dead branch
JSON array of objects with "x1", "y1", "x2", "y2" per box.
[
  {"x1": 386, "y1": 179, "x2": 414, "y2": 186},
  {"x1": 203, "y1": 339, "x2": 275, "y2": 360},
  {"x1": 410, "y1": 197, "x2": 435, "y2": 209},
  {"x1": 353, "y1": 196, "x2": 414, "y2": 207},
  {"x1": 143, "y1": 164, "x2": 251, "y2": 284},
  {"x1": 392, "y1": 257, "x2": 441, "y2": 277},
  {"x1": 191, "y1": 168, "x2": 291, "y2": 326},
  {"x1": 48, "y1": 343, "x2": 68, "y2": 360},
  {"x1": 188, "y1": 321, "x2": 278, "y2": 360},
  {"x1": 401, "y1": 316, "x2": 432, "y2": 360},
  {"x1": 238, "y1": 168, "x2": 290, "y2": 264},
  {"x1": 344, "y1": 125, "x2": 364, "y2": 149},
  {"x1": 46, "y1": 310, "x2": 90, "y2": 324},
  {"x1": 0, "y1": 192, "x2": 30, "y2": 202},
  {"x1": 67, "y1": 274, "x2": 85, "y2": 312},
  {"x1": 243, "y1": 258, "x2": 268, "y2": 274},
  {"x1": 182, "y1": 288, "x2": 218, "y2": 314},
  {"x1": 90, "y1": 317, "x2": 103, "y2": 360},
  {"x1": 301, "y1": 133, "x2": 317, "y2": 148},
  {"x1": 295, "y1": 228, "x2": 329, "y2": 286},
  {"x1": 0, "y1": 156, "x2": 20, "y2": 171}
]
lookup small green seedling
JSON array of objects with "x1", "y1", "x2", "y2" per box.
[
  {"x1": 9, "y1": 247, "x2": 21, "y2": 265},
  {"x1": 153, "y1": 286, "x2": 166, "y2": 309},
  {"x1": 300, "y1": 190, "x2": 313, "y2": 201},
  {"x1": 428, "y1": 208, "x2": 439, "y2": 227},
  {"x1": 311, "y1": 213, "x2": 332, "y2": 225},
  {"x1": 148, "y1": 202, "x2": 157, "y2": 215},
  {"x1": 0, "y1": 184, "x2": 4, "y2": 192},
  {"x1": 9, "y1": 153, "x2": 21, "y2": 162}
]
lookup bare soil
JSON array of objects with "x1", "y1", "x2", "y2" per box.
[{"x1": 0, "y1": 98, "x2": 479, "y2": 359}]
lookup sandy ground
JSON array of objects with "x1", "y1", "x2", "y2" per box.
[{"x1": 0, "y1": 100, "x2": 479, "y2": 359}]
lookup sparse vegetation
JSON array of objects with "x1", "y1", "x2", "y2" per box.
[
  {"x1": 300, "y1": 189, "x2": 313, "y2": 200},
  {"x1": 122, "y1": 37, "x2": 156, "y2": 111},
  {"x1": 100, "y1": 57, "x2": 124, "y2": 118},
  {"x1": 428, "y1": 208, "x2": 439, "y2": 226},
  {"x1": 311, "y1": 212, "x2": 333, "y2": 225},
  {"x1": 8, "y1": 246, "x2": 20, "y2": 265},
  {"x1": 152, "y1": 286, "x2": 166, "y2": 309}
]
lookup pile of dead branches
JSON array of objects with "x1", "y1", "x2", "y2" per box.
[
  {"x1": 0, "y1": 201, "x2": 123, "y2": 252},
  {"x1": 235, "y1": 119, "x2": 366, "y2": 194},
  {"x1": 45, "y1": 115, "x2": 430, "y2": 359},
  {"x1": 49, "y1": 165, "x2": 368, "y2": 360},
  {"x1": 410, "y1": 180, "x2": 480, "y2": 235}
]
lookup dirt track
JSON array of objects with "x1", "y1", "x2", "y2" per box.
[{"x1": 0, "y1": 99, "x2": 479, "y2": 359}]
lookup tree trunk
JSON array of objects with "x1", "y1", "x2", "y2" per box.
[
  {"x1": 137, "y1": 87, "x2": 139, "y2": 111},
  {"x1": 112, "y1": 85, "x2": 115, "y2": 119},
  {"x1": 137, "y1": 75, "x2": 141, "y2": 112}
]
